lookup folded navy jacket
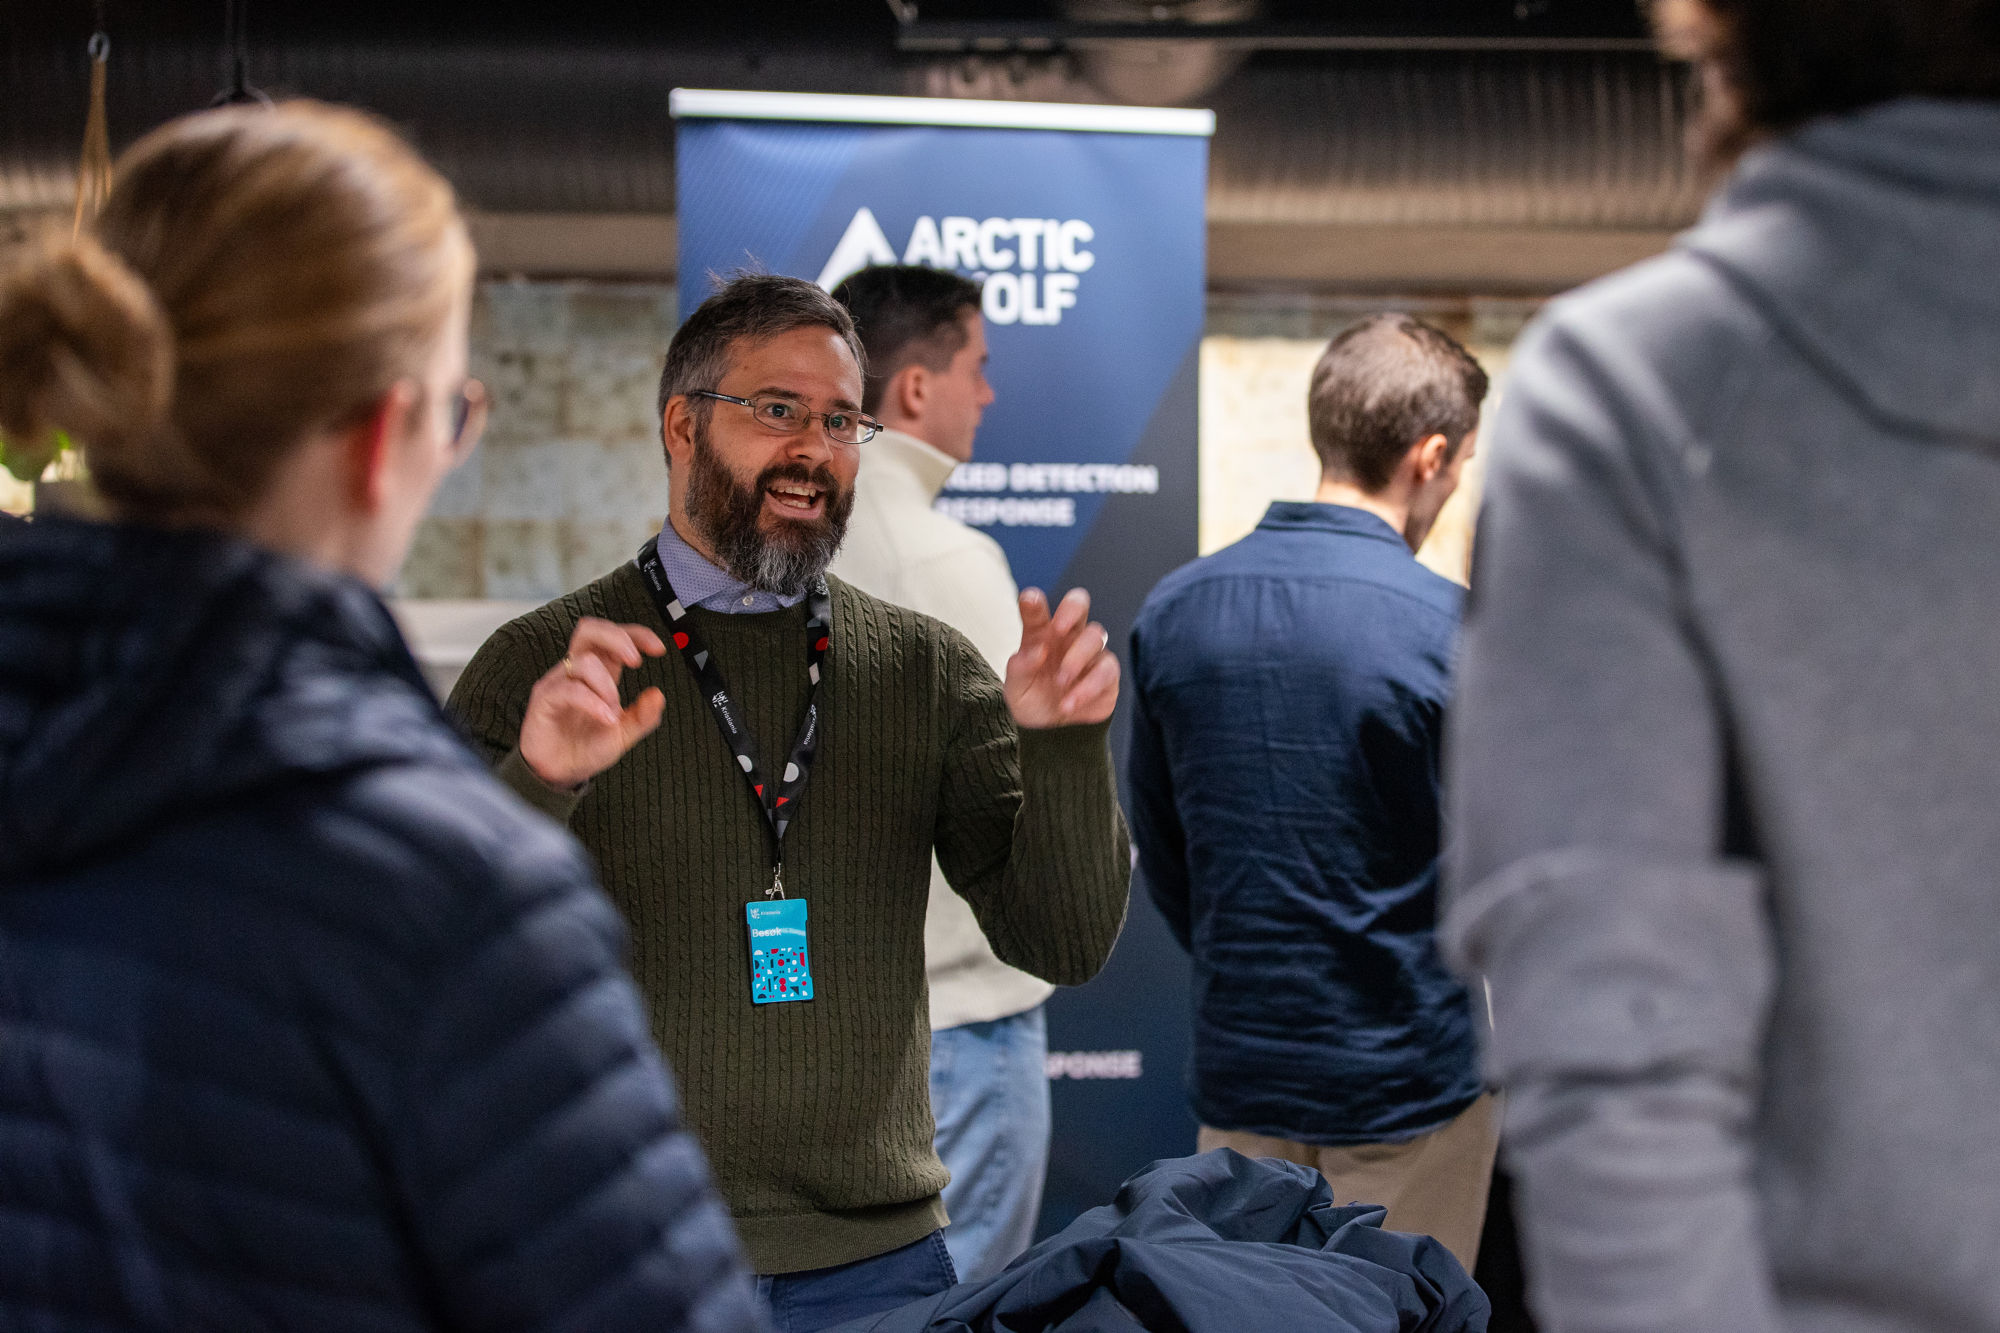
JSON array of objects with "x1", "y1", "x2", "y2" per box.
[{"x1": 829, "y1": 1150, "x2": 1489, "y2": 1332}]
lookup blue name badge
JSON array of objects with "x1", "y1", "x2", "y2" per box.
[{"x1": 746, "y1": 899, "x2": 814, "y2": 1005}]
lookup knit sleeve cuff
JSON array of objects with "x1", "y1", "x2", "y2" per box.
[
  {"x1": 496, "y1": 746, "x2": 588, "y2": 825},
  {"x1": 1017, "y1": 718, "x2": 1114, "y2": 772}
]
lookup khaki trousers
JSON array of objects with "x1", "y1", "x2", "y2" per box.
[{"x1": 1197, "y1": 1093, "x2": 1499, "y2": 1271}]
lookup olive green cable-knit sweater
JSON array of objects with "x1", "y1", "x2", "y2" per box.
[{"x1": 448, "y1": 562, "x2": 1130, "y2": 1275}]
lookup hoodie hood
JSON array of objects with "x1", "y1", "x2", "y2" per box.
[
  {"x1": 0, "y1": 519, "x2": 465, "y2": 879},
  {"x1": 1682, "y1": 97, "x2": 2000, "y2": 445}
]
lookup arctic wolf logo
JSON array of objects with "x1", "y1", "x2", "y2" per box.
[{"x1": 816, "y1": 207, "x2": 1095, "y2": 326}]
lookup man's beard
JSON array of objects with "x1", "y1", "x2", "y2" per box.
[{"x1": 681, "y1": 422, "x2": 854, "y2": 598}]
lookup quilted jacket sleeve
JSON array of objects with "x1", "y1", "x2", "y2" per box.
[{"x1": 379, "y1": 797, "x2": 768, "y2": 1333}]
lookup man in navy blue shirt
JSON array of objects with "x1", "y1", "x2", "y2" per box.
[{"x1": 1128, "y1": 314, "x2": 1492, "y2": 1267}]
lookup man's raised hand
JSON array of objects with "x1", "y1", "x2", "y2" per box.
[
  {"x1": 519, "y1": 618, "x2": 668, "y2": 789},
  {"x1": 1004, "y1": 587, "x2": 1120, "y2": 729}
]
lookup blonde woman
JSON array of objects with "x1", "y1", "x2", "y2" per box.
[{"x1": 0, "y1": 102, "x2": 765, "y2": 1331}]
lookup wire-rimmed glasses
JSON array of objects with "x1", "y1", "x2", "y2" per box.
[{"x1": 688, "y1": 389, "x2": 880, "y2": 446}]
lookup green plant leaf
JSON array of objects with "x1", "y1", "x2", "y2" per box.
[{"x1": 0, "y1": 428, "x2": 70, "y2": 484}]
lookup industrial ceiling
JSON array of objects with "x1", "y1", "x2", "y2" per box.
[{"x1": 3, "y1": 2, "x2": 1700, "y2": 293}]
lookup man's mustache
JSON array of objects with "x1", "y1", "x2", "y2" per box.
[{"x1": 756, "y1": 461, "x2": 842, "y2": 496}]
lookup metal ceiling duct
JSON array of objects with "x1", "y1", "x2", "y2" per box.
[
  {"x1": 1208, "y1": 52, "x2": 1703, "y2": 229},
  {"x1": 1, "y1": 36, "x2": 1704, "y2": 288}
]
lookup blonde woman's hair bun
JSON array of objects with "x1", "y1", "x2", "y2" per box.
[
  {"x1": 3, "y1": 102, "x2": 470, "y2": 519},
  {"x1": 0, "y1": 231, "x2": 174, "y2": 466}
]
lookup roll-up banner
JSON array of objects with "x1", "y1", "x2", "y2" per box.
[{"x1": 671, "y1": 89, "x2": 1211, "y2": 1234}]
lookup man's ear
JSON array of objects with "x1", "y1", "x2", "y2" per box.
[
  {"x1": 344, "y1": 381, "x2": 418, "y2": 513},
  {"x1": 661, "y1": 394, "x2": 697, "y2": 469},
  {"x1": 1410, "y1": 432, "x2": 1451, "y2": 485},
  {"x1": 890, "y1": 362, "x2": 928, "y2": 425}
]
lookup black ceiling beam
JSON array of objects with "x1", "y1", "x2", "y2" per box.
[{"x1": 894, "y1": 21, "x2": 1658, "y2": 55}]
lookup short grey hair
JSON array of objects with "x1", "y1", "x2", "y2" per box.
[{"x1": 656, "y1": 273, "x2": 867, "y2": 423}]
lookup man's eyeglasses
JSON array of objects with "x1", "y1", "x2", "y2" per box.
[{"x1": 688, "y1": 389, "x2": 880, "y2": 447}]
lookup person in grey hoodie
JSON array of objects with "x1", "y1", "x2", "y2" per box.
[{"x1": 1441, "y1": 2, "x2": 2000, "y2": 1330}]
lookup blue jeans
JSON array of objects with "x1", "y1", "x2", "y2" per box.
[
  {"x1": 929, "y1": 1005, "x2": 1051, "y2": 1283},
  {"x1": 755, "y1": 1230, "x2": 955, "y2": 1333}
]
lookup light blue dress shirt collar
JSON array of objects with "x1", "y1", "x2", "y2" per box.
[{"x1": 650, "y1": 519, "x2": 806, "y2": 613}]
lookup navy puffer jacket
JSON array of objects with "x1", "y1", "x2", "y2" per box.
[{"x1": 0, "y1": 519, "x2": 768, "y2": 1332}]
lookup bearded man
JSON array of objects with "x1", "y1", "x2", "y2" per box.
[{"x1": 449, "y1": 274, "x2": 1129, "y2": 1331}]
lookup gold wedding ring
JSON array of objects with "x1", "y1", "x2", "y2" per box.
[{"x1": 561, "y1": 655, "x2": 577, "y2": 678}]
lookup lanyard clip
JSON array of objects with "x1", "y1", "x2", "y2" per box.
[{"x1": 767, "y1": 864, "x2": 786, "y2": 899}]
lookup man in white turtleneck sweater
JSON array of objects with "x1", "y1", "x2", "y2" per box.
[{"x1": 828, "y1": 265, "x2": 1055, "y2": 1284}]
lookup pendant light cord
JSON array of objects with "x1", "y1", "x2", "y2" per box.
[{"x1": 72, "y1": 2, "x2": 113, "y2": 235}]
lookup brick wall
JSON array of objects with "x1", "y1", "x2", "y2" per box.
[
  {"x1": 397, "y1": 280, "x2": 1536, "y2": 600},
  {"x1": 396, "y1": 279, "x2": 678, "y2": 599}
]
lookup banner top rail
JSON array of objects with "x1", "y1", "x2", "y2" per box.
[{"x1": 669, "y1": 89, "x2": 1216, "y2": 137}]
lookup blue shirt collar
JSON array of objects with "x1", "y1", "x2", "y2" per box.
[
  {"x1": 650, "y1": 519, "x2": 806, "y2": 613},
  {"x1": 1256, "y1": 500, "x2": 1412, "y2": 550}
]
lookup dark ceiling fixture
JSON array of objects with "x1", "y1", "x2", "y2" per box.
[
  {"x1": 890, "y1": 0, "x2": 1656, "y2": 55},
  {"x1": 896, "y1": 23, "x2": 1654, "y2": 53},
  {"x1": 210, "y1": 0, "x2": 271, "y2": 106},
  {"x1": 1053, "y1": 0, "x2": 1264, "y2": 106}
]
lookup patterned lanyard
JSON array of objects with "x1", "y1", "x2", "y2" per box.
[{"x1": 634, "y1": 539, "x2": 832, "y2": 898}]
